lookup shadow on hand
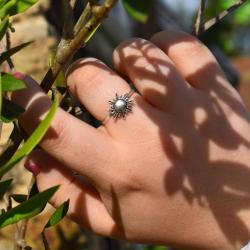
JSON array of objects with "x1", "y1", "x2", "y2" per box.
[
  {"x1": 32, "y1": 37, "x2": 250, "y2": 249},
  {"x1": 112, "y1": 38, "x2": 250, "y2": 248}
]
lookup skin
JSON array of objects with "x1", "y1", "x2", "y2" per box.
[{"x1": 12, "y1": 30, "x2": 250, "y2": 250}]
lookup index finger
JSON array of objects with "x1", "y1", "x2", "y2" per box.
[{"x1": 12, "y1": 74, "x2": 115, "y2": 185}]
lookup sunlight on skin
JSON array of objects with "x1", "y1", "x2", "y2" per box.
[
  {"x1": 24, "y1": 92, "x2": 45, "y2": 112},
  {"x1": 194, "y1": 107, "x2": 208, "y2": 129},
  {"x1": 12, "y1": 30, "x2": 250, "y2": 250}
]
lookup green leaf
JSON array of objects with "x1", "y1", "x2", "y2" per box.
[
  {"x1": 0, "y1": 185, "x2": 59, "y2": 228},
  {"x1": 2, "y1": 73, "x2": 26, "y2": 92},
  {"x1": 0, "y1": 98, "x2": 25, "y2": 123},
  {"x1": 44, "y1": 199, "x2": 69, "y2": 229},
  {"x1": 16, "y1": 0, "x2": 39, "y2": 13},
  {"x1": 0, "y1": 1, "x2": 16, "y2": 19},
  {"x1": 0, "y1": 0, "x2": 9, "y2": 9},
  {"x1": 30, "y1": 181, "x2": 39, "y2": 198},
  {"x1": 0, "y1": 41, "x2": 32, "y2": 65},
  {"x1": 0, "y1": 179, "x2": 12, "y2": 200},
  {"x1": 11, "y1": 194, "x2": 27, "y2": 203},
  {"x1": 0, "y1": 0, "x2": 39, "y2": 18},
  {"x1": 234, "y1": 3, "x2": 250, "y2": 25},
  {"x1": 0, "y1": 16, "x2": 9, "y2": 41},
  {"x1": 122, "y1": 0, "x2": 152, "y2": 23},
  {"x1": 85, "y1": 24, "x2": 100, "y2": 43},
  {"x1": 49, "y1": 50, "x2": 66, "y2": 88},
  {"x1": 0, "y1": 95, "x2": 59, "y2": 178}
]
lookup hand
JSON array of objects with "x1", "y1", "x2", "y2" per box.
[{"x1": 13, "y1": 30, "x2": 250, "y2": 250}]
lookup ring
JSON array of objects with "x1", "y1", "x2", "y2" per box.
[{"x1": 103, "y1": 90, "x2": 135, "y2": 123}]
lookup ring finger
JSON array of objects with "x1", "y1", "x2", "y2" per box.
[{"x1": 66, "y1": 58, "x2": 157, "y2": 136}]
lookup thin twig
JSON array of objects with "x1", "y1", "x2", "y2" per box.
[
  {"x1": 195, "y1": 0, "x2": 206, "y2": 35},
  {"x1": 14, "y1": 176, "x2": 35, "y2": 250},
  {"x1": 6, "y1": 31, "x2": 15, "y2": 72},
  {"x1": 40, "y1": 0, "x2": 118, "y2": 92},
  {"x1": 41, "y1": 231, "x2": 51, "y2": 250},
  {"x1": 62, "y1": 0, "x2": 75, "y2": 39},
  {"x1": 74, "y1": 2, "x2": 91, "y2": 35},
  {"x1": 203, "y1": 0, "x2": 248, "y2": 32}
]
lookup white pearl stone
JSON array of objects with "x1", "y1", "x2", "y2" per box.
[{"x1": 114, "y1": 99, "x2": 126, "y2": 112}]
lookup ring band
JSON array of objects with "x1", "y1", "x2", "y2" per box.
[{"x1": 102, "y1": 90, "x2": 135, "y2": 124}]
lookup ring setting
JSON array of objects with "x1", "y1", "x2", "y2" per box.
[{"x1": 109, "y1": 91, "x2": 134, "y2": 119}]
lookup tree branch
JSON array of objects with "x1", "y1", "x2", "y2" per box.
[
  {"x1": 203, "y1": 0, "x2": 248, "y2": 32},
  {"x1": 62, "y1": 0, "x2": 75, "y2": 39},
  {"x1": 195, "y1": 0, "x2": 206, "y2": 35},
  {"x1": 40, "y1": 0, "x2": 118, "y2": 92}
]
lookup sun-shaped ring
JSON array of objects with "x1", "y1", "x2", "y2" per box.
[{"x1": 108, "y1": 90, "x2": 135, "y2": 120}]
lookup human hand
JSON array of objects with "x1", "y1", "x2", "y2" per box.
[{"x1": 13, "y1": 30, "x2": 250, "y2": 250}]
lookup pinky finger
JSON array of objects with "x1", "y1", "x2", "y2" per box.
[{"x1": 25, "y1": 150, "x2": 119, "y2": 237}]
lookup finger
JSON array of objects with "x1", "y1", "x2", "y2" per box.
[
  {"x1": 67, "y1": 58, "x2": 142, "y2": 123},
  {"x1": 150, "y1": 30, "x2": 229, "y2": 90},
  {"x1": 12, "y1": 74, "x2": 114, "y2": 184},
  {"x1": 113, "y1": 38, "x2": 191, "y2": 110},
  {"x1": 26, "y1": 150, "x2": 120, "y2": 237}
]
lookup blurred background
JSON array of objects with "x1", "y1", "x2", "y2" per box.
[{"x1": 0, "y1": 0, "x2": 249, "y2": 249}]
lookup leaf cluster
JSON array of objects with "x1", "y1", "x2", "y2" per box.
[{"x1": 0, "y1": 0, "x2": 68, "y2": 242}]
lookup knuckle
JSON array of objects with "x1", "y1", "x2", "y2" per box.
[
  {"x1": 67, "y1": 57, "x2": 106, "y2": 92},
  {"x1": 113, "y1": 37, "x2": 156, "y2": 72},
  {"x1": 178, "y1": 39, "x2": 210, "y2": 60},
  {"x1": 112, "y1": 170, "x2": 144, "y2": 193},
  {"x1": 114, "y1": 37, "x2": 150, "y2": 59},
  {"x1": 151, "y1": 30, "x2": 211, "y2": 59},
  {"x1": 115, "y1": 37, "x2": 146, "y2": 51}
]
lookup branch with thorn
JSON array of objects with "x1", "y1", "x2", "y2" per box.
[
  {"x1": 199, "y1": 0, "x2": 248, "y2": 35},
  {"x1": 195, "y1": 0, "x2": 206, "y2": 35}
]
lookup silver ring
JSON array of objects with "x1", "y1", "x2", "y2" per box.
[{"x1": 103, "y1": 90, "x2": 135, "y2": 123}]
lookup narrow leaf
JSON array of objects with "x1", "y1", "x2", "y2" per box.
[
  {"x1": 0, "y1": 16, "x2": 9, "y2": 41},
  {"x1": 85, "y1": 24, "x2": 100, "y2": 43},
  {"x1": 0, "y1": 95, "x2": 59, "y2": 178},
  {"x1": 0, "y1": 42, "x2": 32, "y2": 65},
  {"x1": 0, "y1": 0, "x2": 9, "y2": 9},
  {"x1": 0, "y1": 98, "x2": 25, "y2": 123},
  {"x1": 0, "y1": 179, "x2": 12, "y2": 200},
  {"x1": 45, "y1": 199, "x2": 69, "y2": 229},
  {"x1": 2, "y1": 73, "x2": 26, "y2": 92},
  {"x1": 16, "y1": 0, "x2": 39, "y2": 14},
  {"x1": 30, "y1": 181, "x2": 39, "y2": 198},
  {"x1": 122, "y1": 0, "x2": 152, "y2": 23},
  {"x1": 0, "y1": 185, "x2": 59, "y2": 228},
  {"x1": 0, "y1": 0, "x2": 39, "y2": 18},
  {"x1": 0, "y1": 1, "x2": 15, "y2": 19},
  {"x1": 11, "y1": 194, "x2": 27, "y2": 203},
  {"x1": 49, "y1": 50, "x2": 66, "y2": 88}
]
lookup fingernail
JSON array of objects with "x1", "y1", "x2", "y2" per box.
[
  {"x1": 13, "y1": 72, "x2": 27, "y2": 80},
  {"x1": 24, "y1": 159, "x2": 40, "y2": 175}
]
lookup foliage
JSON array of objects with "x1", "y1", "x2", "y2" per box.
[
  {"x1": 204, "y1": 0, "x2": 250, "y2": 54},
  {"x1": 0, "y1": 179, "x2": 12, "y2": 200},
  {"x1": 44, "y1": 199, "x2": 70, "y2": 229},
  {"x1": 0, "y1": 0, "x2": 39, "y2": 18},
  {"x1": 206, "y1": 0, "x2": 250, "y2": 26},
  {"x1": 0, "y1": 185, "x2": 59, "y2": 228},
  {"x1": 122, "y1": 0, "x2": 152, "y2": 23},
  {"x1": 0, "y1": 94, "x2": 59, "y2": 178},
  {"x1": 0, "y1": 0, "x2": 248, "y2": 249},
  {"x1": 0, "y1": 0, "x2": 60, "y2": 248}
]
